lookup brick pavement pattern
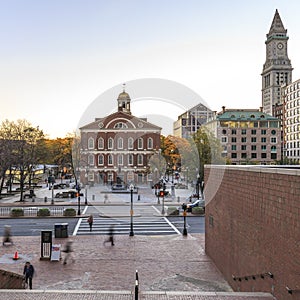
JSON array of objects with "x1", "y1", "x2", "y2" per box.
[{"x1": 0, "y1": 234, "x2": 275, "y2": 299}]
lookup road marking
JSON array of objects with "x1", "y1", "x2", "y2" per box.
[
  {"x1": 73, "y1": 206, "x2": 89, "y2": 235},
  {"x1": 151, "y1": 206, "x2": 181, "y2": 235}
]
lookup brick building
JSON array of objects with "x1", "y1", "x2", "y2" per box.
[
  {"x1": 79, "y1": 88, "x2": 161, "y2": 185},
  {"x1": 204, "y1": 107, "x2": 282, "y2": 164},
  {"x1": 204, "y1": 165, "x2": 300, "y2": 299}
]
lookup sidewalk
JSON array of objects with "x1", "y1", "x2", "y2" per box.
[{"x1": 0, "y1": 234, "x2": 275, "y2": 299}]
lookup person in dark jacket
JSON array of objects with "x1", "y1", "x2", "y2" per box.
[{"x1": 23, "y1": 261, "x2": 34, "y2": 289}]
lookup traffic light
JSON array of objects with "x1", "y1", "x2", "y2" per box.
[{"x1": 159, "y1": 190, "x2": 164, "y2": 197}]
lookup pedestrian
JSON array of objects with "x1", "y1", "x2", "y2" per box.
[
  {"x1": 87, "y1": 215, "x2": 93, "y2": 232},
  {"x1": 23, "y1": 261, "x2": 34, "y2": 290},
  {"x1": 62, "y1": 241, "x2": 74, "y2": 265},
  {"x1": 3, "y1": 225, "x2": 13, "y2": 246},
  {"x1": 104, "y1": 225, "x2": 115, "y2": 246}
]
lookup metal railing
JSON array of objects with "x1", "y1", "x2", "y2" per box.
[{"x1": 0, "y1": 206, "x2": 66, "y2": 217}]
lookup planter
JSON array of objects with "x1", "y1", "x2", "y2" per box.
[
  {"x1": 191, "y1": 207, "x2": 205, "y2": 215},
  {"x1": 10, "y1": 208, "x2": 24, "y2": 217},
  {"x1": 37, "y1": 208, "x2": 50, "y2": 217},
  {"x1": 167, "y1": 206, "x2": 179, "y2": 216},
  {"x1": 63, "y1": 208, "x2": 76, "y2": 217}
]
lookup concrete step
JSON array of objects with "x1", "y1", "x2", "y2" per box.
[{"x1": 0, "y1": 290, "x2": 276, "y2": 299}]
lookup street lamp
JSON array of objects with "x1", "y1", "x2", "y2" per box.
[
  {"x1": 182, "y1": 203, "x2": 188, "y2": 236},
  {"x1": 77, "y1": 184, "x2": 81, "y2": 216},
  {"x1": 196, "y1": 174, "x2": 200, "y2": 199},
  {"x1": 161, "y1": 182, "x2": 166, "y2": 215},
  {"x1": 129, "y1": 184, "x2": 134, "y2": 236}
]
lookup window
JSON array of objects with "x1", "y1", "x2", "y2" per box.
[
  {"x1": 251, "y1": 153, "x2": 257, "y2": 158},
  {"x1": 147, "y1": 137, "x2": 153, "y2": 149},
  {"x1": 128, "y1": 154, "x2": 133, "y2": 165},
  {"x1": 261, "y1": 153, "x2": 267, "y2": 158},
  {"x1": 231, "y1": 129, "x2": 237, "y2": 134},
  {"x1": 138, "y1": 138, "x2": 143, "y2": 149},
  {"x1": 108, "y1": 154, "x2": 113, "y2": 165},
  {"x1": 88, "y1": 154, "x2": 94, "y2": 166},
  {"x1": 261, "y1": 137, "x2": 267, "y2": 143},
  {"x1": 261, "y1": 145, "x2": 267, "y2": 151},
  {"x1": 271, "y1": 137, "x2": 277, "y2": 143},
  {"x1": 271, "y1": 145, "x2": 276, "y2": 152},
  {"x1": 241, "y1": 129, "x2": 247, "y2": 135},
  {"x1": 98, "y1": 154, "x2": 104, "y2": 165},
  {"x1": 98, "y1": 138, "x2": 104, "y2": 149},
  {"x1": 118, "y1": 154, "x2": 123, "y2": 165},
  {"x1": 221, "y1": 137, "x2": 227, "y2": 143},
  {"x1": 231, "y1": 145, "x2": 236, "y2": 150},
  {"x1": 251, "y1": 137, "x2": 257, "y2": 143},
  {"x1": 261, "y1": 129, "x2": 267, "y2": 135},
  {"x1": 137, "y1": 154, "x2": 143, "y2": 165},
  {"x1": 241, "y1": 137, "x2": 247, "y2": 143},
  {"x1": 231, "y1": 137, "x2": 237, "y2": 143},
  {"x1": 231, "y1": 153, "x2": 237, "y2": 158},
  {"x1": 88, "y1": 137, "x2": 94, "y2": 149},
  {"x1": 251, "y1": 145, "x2": 256, "y2": 151},
  {"x1": 241, "y1": 145, "x2": 247, "y2": 150},
  {"x1": 114, "y1": 122, "x2": 128, "y2": 129},
  {"x1": 128, "y1": 137, "x2": 134, "y2": 149},
  {"x1": 271, "y1": 153, "x2": 277, "y2": 159},
  {"x1": 117, "y1": 137, "x2": 123, "y2": 149},
  {"x1": 251, "y1": 129, "x2": 257, "y2": 135},
  {"x1": 108, "y1": 138, "x2": 114, "y2": 149},
  {"x1": 222, "y1": 129, "x2": 227, "y2": 134},
  {"x1": 241, "y1": 153, "x2": 247, "y2": 159}
]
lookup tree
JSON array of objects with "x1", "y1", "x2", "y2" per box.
[{"x1": 0, "y1": 119, "x2": 44, "y2": 200}]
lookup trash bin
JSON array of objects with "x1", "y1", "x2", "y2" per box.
[{"x1": 54, "y1": 223, "x2": 68, "y2": 238}]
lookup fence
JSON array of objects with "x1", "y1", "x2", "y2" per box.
[{"x1": 0, "y1": 206, "x2": 66, "y2": 217}]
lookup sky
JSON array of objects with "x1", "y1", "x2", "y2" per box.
[{"x1": 1, "y1": 0, "x2": 300, "y2": 138}]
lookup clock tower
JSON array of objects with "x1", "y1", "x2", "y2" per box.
[{"x1": 261, "y1": 9, "x2": 293, "y2": 115}]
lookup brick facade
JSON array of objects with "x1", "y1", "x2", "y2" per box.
[{"x1": 204, "y1": 165, "x2": 300, "y2": 299}]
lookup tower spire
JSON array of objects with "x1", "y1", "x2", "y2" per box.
[{"x1": 267, "y1": 9, "x2": 287, "y2": 39}]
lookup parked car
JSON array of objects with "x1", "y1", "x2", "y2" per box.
[
  {"x1": 55, "y1": 190, "x2": 78, "y2": 198},
  {"x1": 111, "y1": 183, "x2": 127, "y2": 190},
  {"x1": 53, "y1": 183, "x2": 67, "y2": 189},
  {"x1": 186, "y1": 199, "x2": 205, "y2": 212}
]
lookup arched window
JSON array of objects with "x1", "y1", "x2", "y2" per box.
[
  {"x1": 98, "y1": 154, "x2": 104, "y2": 165},
  {"x1": 118, "y1": 154, "x2": 123, "y2": 165},
  {"x1": 128, "y1": 154, "x2": 133, "y2": 165},
  {"x1": 137, "y1": 154, "x2": 143, "y2": 165},
  {"x1": 108, "y1": 154, "x2": 113, "y2": 165},
  {"x1": 117, "y1": 137, "x2": 123, "y2": 149},
  {"x1": 114, "y1": 122, "x2": 128, "y2": 129},
  {"x1": 147, "y1": 137, "x2": 153, "y2": 149},
  {"x1": 88, "y1": 137, "x2": 94, "y2": 149},
  {"x1": 98, "y1": 137, "x2": 104, "y2": 149},
  {"x1": 271, "y1": 145, "x2": 276, "y2": 152},
  {"x1": 138, "y1": 138, "x2": 143, "y2": 149},
  {"x1": 88, "y1": 154, "x2": 94, "y2": 166},
  {"x1": 128, "y1": 137, "x2": 134, "y2": 149},
  {"x1": 108, "y1": 137, "x2": 114, "y2": 149}
]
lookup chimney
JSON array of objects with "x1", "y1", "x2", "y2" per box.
[
  {"x1": 222, "y1": 106, "x2": 226, "y2": 113},
  {"x1": 259, "y1": 106, "x2": 263, "y2": 112}
]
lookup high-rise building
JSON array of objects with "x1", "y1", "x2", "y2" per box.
[{"x1": 261, "y1": 9, "x2": 293, "y2": 116}]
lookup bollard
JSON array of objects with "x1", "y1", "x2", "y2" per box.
[
  {"x1": 137, "y1": 194, "x2": 140, "y2": 201},
  {"x1": 44, "y1": 196, "x2": 47, "y2": 203},
  {"x1": 135, "y1": 270, "x2": 139, "y2": 300},
  {"x1": 177, "y1": 196, "x2": 180, "y2": 203}
]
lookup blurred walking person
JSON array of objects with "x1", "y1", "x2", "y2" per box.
[
  {"x1": 104, "y1": 225, "x2": 115, "y2": 246},
  {"x1": 62, "y1": 241, "x2": 74, "y2": 265},
  {"x1": 3, "y1": 225, "x2": 13, "y2": 246},
  {"x1": 87, "y1": 215, "x2": 93, "y2": 232}
]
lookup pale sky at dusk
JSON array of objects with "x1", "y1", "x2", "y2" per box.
[{"x1": 1, "y1": 0, "x2": 300, "y2": 138}]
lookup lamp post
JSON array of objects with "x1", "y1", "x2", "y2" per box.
[
  {"x1": 129, "y1": 184, "x2": 134, "y2": 236},
  {"x1": 182, "y1": 203, "x2": 188, "y2": 236},
  {"x1": 161, "y1": 182, "x2": 166, "y2": 215},
  {"x1": 77, "y1": 184, "x2": 81, "y2": 216},
  {"x1": 196, "y1": 174, "x2": 200, "y2": 199}
]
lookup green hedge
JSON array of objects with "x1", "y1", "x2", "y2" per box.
[
  {"x1": 191, "y1": 207, "x2": 205, "y2": 215},
  {"x1": 167, "y1": 206, "x2": 179, "y2": 216},
  {"x1": 63, "y1": 208, "x2": 76, "y2": 216},
  {"x1": 10, "y1": 208, "x2": 24, "y2": 217},
  {"x1": 37, "y1": 208, "x2": 50, "y2": 217}
]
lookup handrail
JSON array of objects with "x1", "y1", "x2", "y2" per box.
[{"x1": 232, "y1": 272, "x2": 274, "y2": 282}]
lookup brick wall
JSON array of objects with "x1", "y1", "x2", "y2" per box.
[
  {"x1": 204, "y1": 165, "x2": 300, "y2": 300},
  {"x1": 0, "y1": 269, "x2": 24, "y2": 289}
]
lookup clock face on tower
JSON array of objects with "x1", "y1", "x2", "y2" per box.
[{"x1": 277, "y1": 42, "x2": 284, "y2": 50}]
